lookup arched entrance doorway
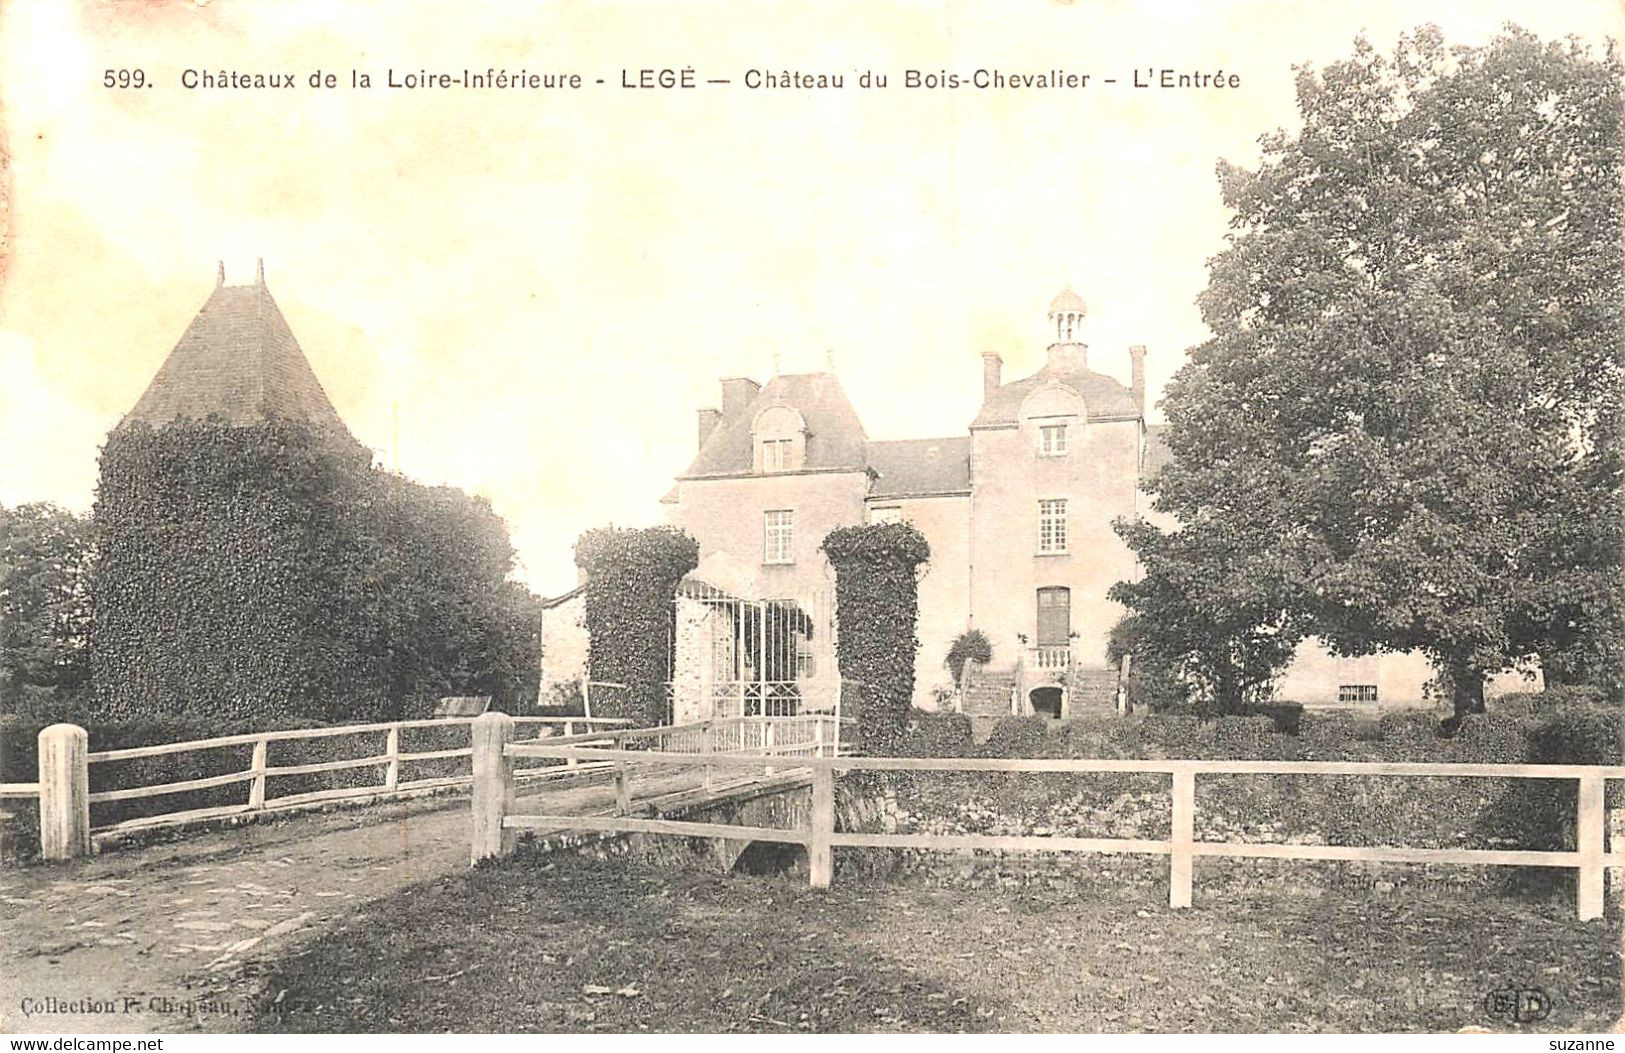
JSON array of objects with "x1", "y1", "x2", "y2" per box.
[{"x1": 1029, "y1": 686, "x2": 1063, "y2": 720}]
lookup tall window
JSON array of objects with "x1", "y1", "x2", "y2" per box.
[
  {"x1": 761, "y1": 438, "x2": 794, "y2": 472},
  {"x1": 1039, "y1": 423, "x2": 1068, "y2": 456},
  {"x1": 1038, "y1": 498, "x2": 1068, "y2": 553},
  {"x1": 764, "y1": 510, "x2": 794, "y2": 564}
]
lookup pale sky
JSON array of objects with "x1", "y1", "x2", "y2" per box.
[{"x1": 1, "y1": 0, "x2": 1618, "y2": 594}]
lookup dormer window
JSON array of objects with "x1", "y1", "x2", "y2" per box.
[
  {"x1": 752, "y1": 405, "x2": 807, "y2": 473},
  {"x1": 762, "y1": 438, "x2": 794, "y2": 472},
  {"x1": 1039, "y1": 424, "x2": 1068, "y2": 457}
]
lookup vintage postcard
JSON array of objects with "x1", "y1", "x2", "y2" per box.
[{"x1": 1, "y1": 0, "x2": 1622, "y2": 1040}]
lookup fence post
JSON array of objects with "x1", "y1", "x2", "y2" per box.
[
  {"x1": 248, "y1": 737, "x2": 268, "y2": 809},
  {"x1": 815, "y1": 717, "x2": 826, "y2": 758},
  {"x1": 38, "y1": 724, "x2": 89, "y2": 862},
  {"x1": 613, "y1": 734, "x2": 632, "y2": 815},
  {"x1": 1169, "y1": 768, "x2": 1195, "y2": 909},
  {"x1": 470, "y1": 712, "x2": 516, "y2": 864},
  {"x1": 382, "y1": 727, "x2": 400, "y2": 793},
  {"x1": 1578, "y1": 773, "x2": 1605, "y2": 921},
  {"x1": 564, "y1": 720, "x2": 577, "y2": 768},
  {"x1": 764, "y1": 720, "x2": 778, "y2": 775},
  {"x1": 809, "y1": 763, "x2": 834, "y2": 889},
  {"x1": 702, "y1": 720, "x2": 715, "y2": 792}
]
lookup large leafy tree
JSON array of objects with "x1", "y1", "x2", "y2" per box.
[
  {"x1": 1110, "y1": 519, "x2": 1303, "y2": 715},
  {"x1": 0, "y1": 502, "x2": 95, "y2": 705},
  {"x1": 1125, "y1": 25, "x2": 1623, "y2": 719}
]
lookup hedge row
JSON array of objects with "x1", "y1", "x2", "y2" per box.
[{"x1": 91, "y1": 420, "x2": 541, "y2": 725}]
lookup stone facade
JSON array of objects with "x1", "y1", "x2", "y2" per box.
[
  {"x1": 1274, "y1": 639, "x2": 1540, "y2": 709},
  {"x1": 537, "y1": 587, "x2": 588, "y2": 707},
  {"x1": 662, "y1": 290, "x2": 1153, "y2": 712}
]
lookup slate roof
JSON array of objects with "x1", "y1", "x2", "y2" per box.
[
  {"x1": 971, "y1": 357, "x2": 1141, "y2": 428},
  {"x1": 678, "y1": 372, "x2": 869, "y2": 478},
  {"x1": 125, "y1": 278, "x2": 354, "y2": 440},
  {"x1": 866, "y1": 437, "x2": 971, "y2": 497},
  {"x1": 1143, "y1": 423, "x2": 1174, "y2": 479}
]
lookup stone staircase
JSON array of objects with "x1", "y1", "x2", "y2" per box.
[
  {"x1": 960, "y1": 667, "x2": 1017, "y2": 742},
  {"x1": 1068, "y1": 666, "x2": 1119, "y2": 714}
]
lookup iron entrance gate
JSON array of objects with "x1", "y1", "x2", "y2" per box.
[{"x1": 667, "y1": 582, "x2": 837, "y2": 724}]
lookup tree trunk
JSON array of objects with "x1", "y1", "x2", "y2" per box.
[
  {"x1": 1538, "y1": 649, "x2": 1579, "y2": 687},
  {"x1": 1449, "y1": 664, "x2": 1486, "y2": 721}
]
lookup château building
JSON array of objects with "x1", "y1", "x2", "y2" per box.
[{"x1": 544, "y1": 289, "x2": 1537, "y2": 725}]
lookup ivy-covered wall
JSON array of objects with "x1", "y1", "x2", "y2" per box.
[
  {"x1": 91, "y1": 419, "x2": 540, "y2": 724},
  {"x1": 574, "y1": 525, "x2": 699, "y2": 727},
  {"x1": 822, "y1": 522, "x2": 930, "y2": 755}
]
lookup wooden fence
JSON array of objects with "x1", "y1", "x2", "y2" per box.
[
  {"x1": 13, "y1": 716, "x2": 632, "y2": 858},
  {"x1": 469, "y1": 712, "x2": 846, "y2": 861},
  {"x1": 476, "y1": 727, "x2": 1625, "y2": 922}
]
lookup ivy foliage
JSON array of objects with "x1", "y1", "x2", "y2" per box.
[
  {"x1": 574, "y1": 525, "x2": 699, "y2": 727},
  {"x1": 91, "y1": 419, "x2": 541, "y2": 724},
  {"x1": 822, "y1": 522, "x2": 930, "y2": 755}
]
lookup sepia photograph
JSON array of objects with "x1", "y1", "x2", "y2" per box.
[{"x1": 0, "y1": 0, "x2": 1621, "y2": 1040}]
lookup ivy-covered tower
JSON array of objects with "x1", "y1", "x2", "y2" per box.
[{"x1": 91, "y1": 263, "x2": 377, "y2": 722}]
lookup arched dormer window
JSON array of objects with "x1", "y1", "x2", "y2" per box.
[{"x1": 752, "y1": 405, "x2": 807, "y2": 473}]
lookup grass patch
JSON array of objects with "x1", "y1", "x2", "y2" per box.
[{"x1": 247, "y1": 853, "x2": 1620, "y2": 1033}]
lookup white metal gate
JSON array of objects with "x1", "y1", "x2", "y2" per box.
[{"x1": 668, "y1": 581, "x2": 836, "y2": 724}]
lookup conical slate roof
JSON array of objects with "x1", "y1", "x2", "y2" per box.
[{"x1": 125, "y1": 272, "x2": 354, "y2": 439}]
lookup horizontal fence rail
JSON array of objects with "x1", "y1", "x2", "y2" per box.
[
  {"x1": 17, "y1": 716, "x2": 634, "y2": 855},
  {"x1": 17, "y1": 714, "x2": 847, "y2": 861},
  {"x1": 480, "y1": 740, "x2": 1625, "y2": 921}
]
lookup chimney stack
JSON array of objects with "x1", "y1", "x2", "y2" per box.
[
  {"x1": 719, "y1": 377, "x2": 762, "y2": 418},
  {"x1": 216, "y1": 261, "x2": 225, "y2": 287},
  {"x1": 255, "y1": 258, "x2": 266, "y2": 285},
  {"x1": 981, "y1": 352, "x2": 1003, "y2": 400},
  {"x1": 697, "y1": 407, "x2": 722, "y2": 450},
  {"x1": 1129, "y1": 345, "x2": 1147, "y2": 415}
]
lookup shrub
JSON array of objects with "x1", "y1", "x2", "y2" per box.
[
  {"x1": 945, "y1": 630, "x2": 992, "y2": 685},
  {"x1": 1, "y1": 503, "x2": 93, "y2": 705},
  {"x1": 574, "y1": 526, "x2": 699, "y2": 727},
  {"x1": 1243, "y1": 701, "x2": 1303, "y2": 735},
  {"x1": 822, "y1": 523, "x2": 930, "y2": 756},
  {"x1": 976, "y1": 715, "x2": 1052, "y2": 759},
  {"x1": 899, "y1": 709, "x2": 974, "y2": 757},
  {"x1": 91, "y1": 420, "x2": 541, "y2": 724}
]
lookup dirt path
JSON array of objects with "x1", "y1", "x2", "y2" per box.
[{"x1": 0, "y1": 767, "x2": 715, "y2": 1033}]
